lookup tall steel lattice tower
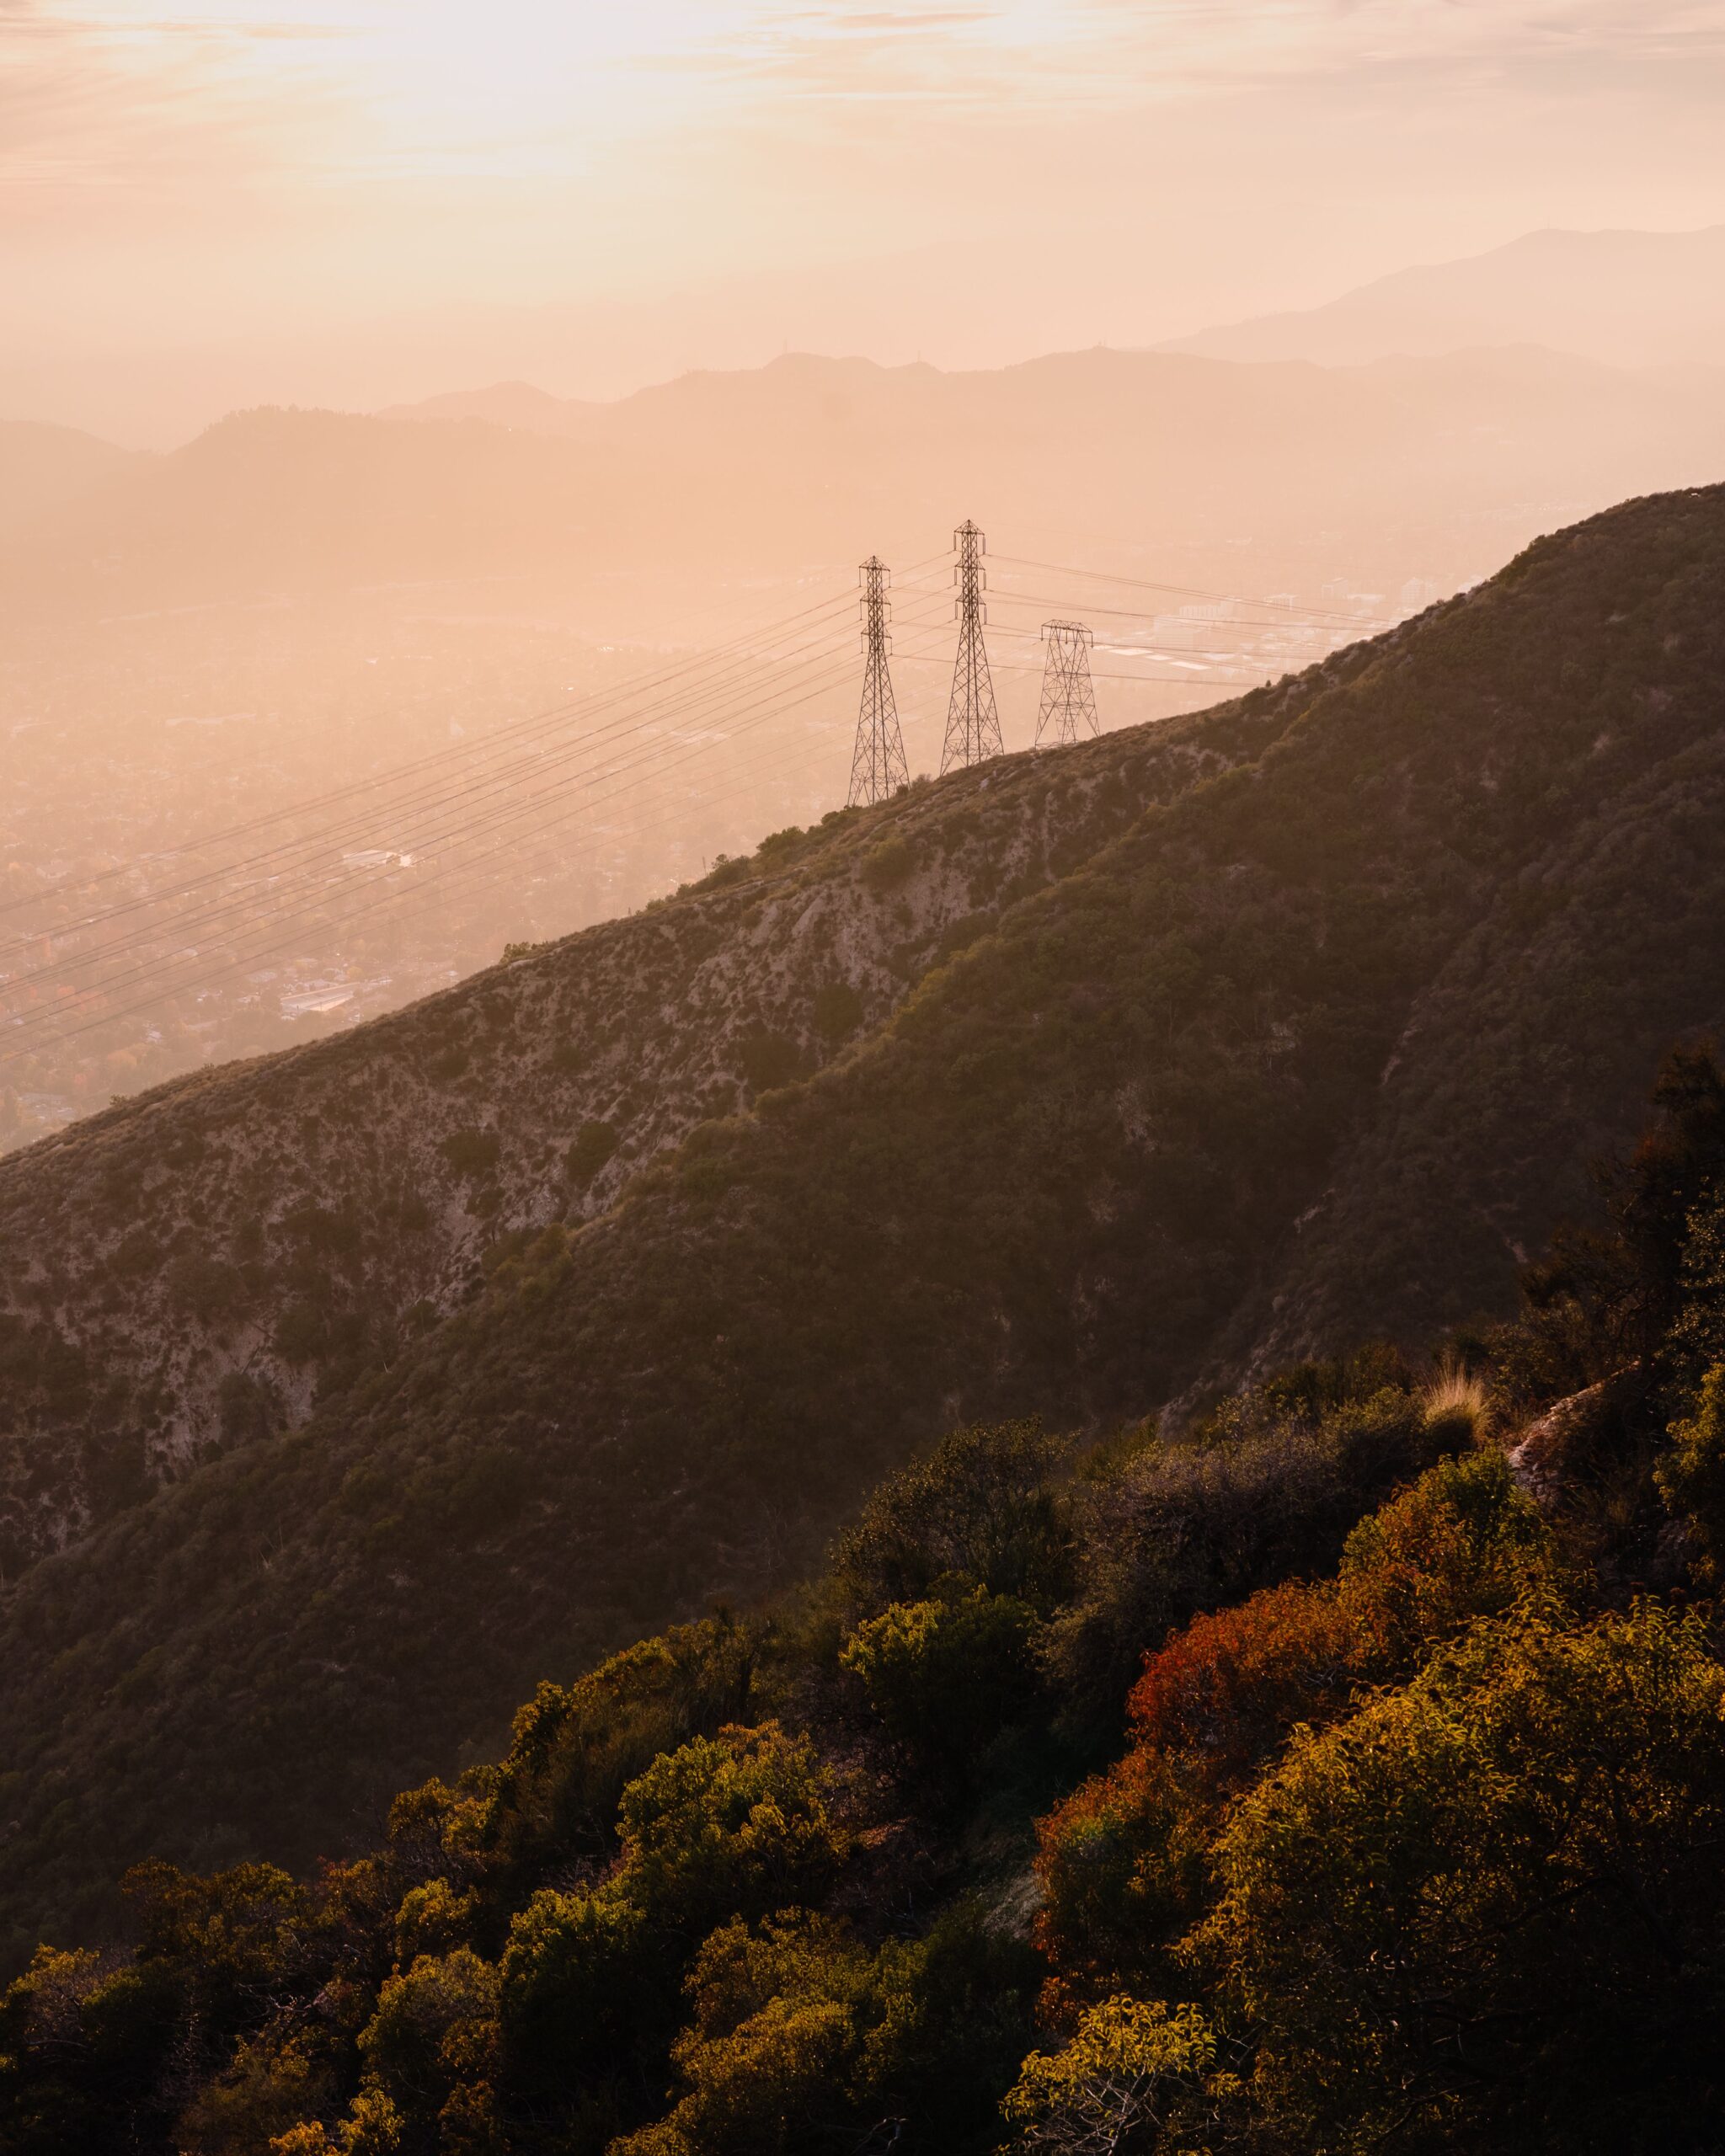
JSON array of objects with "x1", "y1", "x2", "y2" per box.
[
  {"x1": 1035, "y1": 620, "x2": 1099, "y2": 746},
  {"x1": 847, "y1": 557, "x2": 909, "y2": 807},
  {"x1": 940, "y1": 520, "x2": 1003, "y2": 774}
]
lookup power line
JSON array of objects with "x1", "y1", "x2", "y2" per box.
[
  {"x1": 989, "y1": 552, "x2": 1396, "y2": 630},
  {"x1": 970, "y1": 614, "x2": 1283, "y2": 675},
  {"x1": 3, "y1": 660, "x2": 869, "y2": 1061},
  {"x1": 0, "y1": 564, "x2": 958, "y2": 953},
  {"x1": 981, "y1": 583, "x2": 1381, "y2": 637},
  {"x1": 0, "y1": 583, "x2": 862, "y2": 936},
  {"x1": 2, "y1": 569, "x2": 954, "y2": 1011},
  {"x1": 0, "y1": 600, "x2": 875, "y2": 1006},
  {"x1": 5, "y1": 591, "x2": 961, "y2": 1060}
]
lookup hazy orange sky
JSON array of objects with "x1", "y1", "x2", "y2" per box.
[{"x1": 7, "y1": 2, "x2": 1725, "y2": 437}]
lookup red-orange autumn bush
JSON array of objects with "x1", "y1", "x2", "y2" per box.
[
  {"x1": 1123, "y1": 1578, "x2": 1359, "y2": 1786},
  {"x1": 1033, "y1": 1451, "x2": 1562, "y2": 2013},
  {"x1": 1034, "y1": 1578, "x2": 1365, "y2": 2013}
]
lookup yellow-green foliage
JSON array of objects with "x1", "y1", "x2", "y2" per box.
[
  {"x1": 1001, "y1": 1994, "x2": 1216, "y2": 2151},
  {"x1": 1658, "y1": 1362, "x2": 1725, "y2": 1580},
  {"x1": 499, "y1": 1722, "x2": 845, "y2": 2099},
  {"x1": 611, "y1": 1916, "x2": 905, "y2": 2156},
  {"x1": 1199, "y1": 1604, "x2": 1725, "y2": 2149},
  {"x1": 14, "y1": 985, "x2": 1725, "y2": 2156},
  {"x1": 1335, "y1": 1445, "x2": 1559, "y2": 1667},
  {"x1": 840, "y1": 1588, "x2": 1041, "y2": 1787},
  {"x1": 355, "y1": 1950, "x2": 499, "y2": 2125}
]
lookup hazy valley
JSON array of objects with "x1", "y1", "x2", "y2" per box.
[{"x1": 8, "y1": 328, "x2": 1725, "y2": 1157}]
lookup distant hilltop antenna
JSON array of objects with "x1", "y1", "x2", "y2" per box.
[
  {"x1": 1035, "y1": 621, "x2": 1099, "y2": 746},
  {"x1": 847, "y1": 557, "x2": 910, "y2": 807},
  {"x1": 940, "y1": 520, "x2": 1003, "y2": 774}
]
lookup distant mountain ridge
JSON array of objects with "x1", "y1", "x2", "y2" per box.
[
  {"x1": 2, "y1": 482, "x2": 1724, "y2": 1958},
  {"x1": 8, "y1": 344, "x2": 1725, "y2": 622},
  {"x1": 0, "y1": 420, "x2": 147, "y2": 539},
  {"x1": 1160, "y1": 223, "x2": 1725, "y2": 369}
]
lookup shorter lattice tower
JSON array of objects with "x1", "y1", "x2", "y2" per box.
[
  {"x1": 940, "y1": 520, "x2": 1003, "y2": 774},
  {"x1": 847, "y1": 557, "x2": 910, "y2": 806},
  {"x1": 1035, "y1": 620, "x2": 1099, "y2": 746}
]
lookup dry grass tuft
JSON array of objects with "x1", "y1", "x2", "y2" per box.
[{"x1": 1419, "y1": 1360, "x2": 1491, "y2": 1440}]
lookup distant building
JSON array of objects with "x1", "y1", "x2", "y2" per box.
[{"x1": 1400, "y1": 576, "x2": 1441, "y2": 615}]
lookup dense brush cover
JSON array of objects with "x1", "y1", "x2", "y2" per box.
[{"x1": 7, "y1": 1045, "x2": 1725, "y2": 2153}]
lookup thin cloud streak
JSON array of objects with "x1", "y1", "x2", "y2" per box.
[{"x1": 3, "y1": 0, "x2": 1723, "y2": 423}]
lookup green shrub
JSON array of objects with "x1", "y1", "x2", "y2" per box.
[
  {"x1": 860, "y1": 835, "x2": 915, "y2": 892},
  {"x1": 811, "y1": 981, "x2": 864, "y2": 1043},
  {"x1": 610, "y1": 1915, "x2": 884, "y2": 2156},
  {"x1": 615, "y1": 1723, "x2": 845, "y2": 1933},
  {"x1": 356, "y1": 1947, "x2": 499, "y2": 2128},
  {"x1": 841, "y1": 1589, "x2": 1041, "y2": 1789},
  {"x1": 1001, "y1": 1994, "x2": 1216, "y2": 2154},
  {"x1": 617, "y1": 1905, "x2": 1038, "y2": 2156},
  {"x1": 737, "y1": 1030, "x2": 799, "y2": 1094},
  {"x1": 498, "y1": 1722, "x2": 842, "y2": 2102},
  {"x1": 831, "y1": 1421, "x2": 1076, "y2": 1622},
  {"x1": 1338, "y1": 1446, "x2": 1560, "y2": 1668},
  {"x1": 481, "y1": 1620, "x2": 756, "y2": 1880},
  {"x1": 176, "y1": 2032, "x2": 334, "y2": 2156},
  {"x1": 440, "y1": 1129, "x2": 500, "y2": 1179},
  {"x1": 565, "y1": 1119, "x2": 618, "y2": 1185},
  {"x1": 499, "y1": 1887, "x2": 653, "y2": 2092}
]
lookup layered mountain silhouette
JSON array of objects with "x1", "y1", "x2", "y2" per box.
[
  {"x1": 8, "y1": 345, "x2": 1725, "y2": 621},
  {"x1": 11, "y1": 222, "x2": 1725, "y2": 448},
  {"x1": 1161, "y1": 224, "x2": 1725, "y2": 369},
  {"x1": 0, "y1": 421, "x2": 148, "y2": 540}
]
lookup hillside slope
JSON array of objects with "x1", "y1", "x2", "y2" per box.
[
  {"x1": 3, "y1": 484, "x2": 1725, "y2": 1959},
  {"x1": 0, "y1": 703, "x2": 1273, "y2": 1577}
]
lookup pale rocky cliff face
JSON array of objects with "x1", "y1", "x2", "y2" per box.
[{"x1": 0, "y1": 688, "x2": 1295, "y2": 1575}]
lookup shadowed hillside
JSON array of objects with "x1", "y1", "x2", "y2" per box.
[
  {"x1": 0, "y1": 702, "x2": 1276, "y2": 1573},
  {"x1": 2, "y1": 483, "x2": 1724, "y2": 1961}
]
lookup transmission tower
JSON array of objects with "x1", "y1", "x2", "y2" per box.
[
  {"x1": 847, "y1": 557, "x2": 910, "y2": 807},
  {"x1": 940, "y1": 520, "x2": 1003, "y2": 774},
  {"x1": 1035, "y1": 621, "x2": 1099, "y2": 746}
]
